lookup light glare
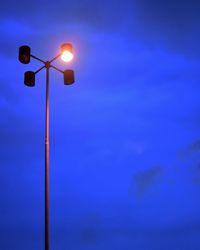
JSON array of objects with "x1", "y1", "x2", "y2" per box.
[{"x1": 61, "y1": 51, "x2": 73, "y2": 62}]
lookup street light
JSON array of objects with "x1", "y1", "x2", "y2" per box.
[
  {"x1": 18, "y1": 43, "x2": 75, "y2": 250},
  {"x1": 61, "y1": 43, "x2": 74, "y2": 62}
]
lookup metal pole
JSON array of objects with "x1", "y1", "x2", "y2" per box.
[
  {"x1": 20, "y1": 47, "x2": 75, "y2": 250},
  {"x1": 45, "y1": 66, "x2": 50, "y2": 250}
]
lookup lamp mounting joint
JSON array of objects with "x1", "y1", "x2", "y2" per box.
[{"x1": 45, "y1": 61, "x2": 51, "y2": 69}]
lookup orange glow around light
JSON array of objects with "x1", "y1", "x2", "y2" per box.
[{"x1": 61, "y1": 51, "x2": 74, "y2": 62}]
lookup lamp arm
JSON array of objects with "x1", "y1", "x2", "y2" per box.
[
  {"x1": 49, "y1": 53, "x2": 62, "y2": 63},
  {"x1": 50, "y1": 65, "x2": 64, "y2": 74},
  {"x1": 31, "y1": 54, "x2": 46, "y2": 64},
  {"x1": 35, "y1": 65, "x2": 46, "y2": 74}
]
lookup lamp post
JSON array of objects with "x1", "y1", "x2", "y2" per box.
[{"x1": 18, "y1": 44, "x2": 75, "y2": 250}]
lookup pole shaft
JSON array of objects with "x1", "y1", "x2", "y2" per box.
[{"x1": 45, "y1": 67, "x2": 50, "y2": 250}]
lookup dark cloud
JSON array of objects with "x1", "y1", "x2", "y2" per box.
[
  {"x1": 60, "y1": 222, "x2": 200, "y2": 249},
  {"x1": 134, "y1": 0, "x2": 200, "y2": 57},
  {"x1": 189, "y1": 140, "x2": 200, "y2": 152},
  {"x1": 78, "y1": 215, "x2": 100, "y2": 244},
  {"x1": 130, "y1": 166, "x2": 163, "y2": 197},
  {"x1": 0, "y1": 0, "x2": 134, "y2": 58},
  {"x1": 0, "y1": 0, "x2": 131, "y2": 30},
  {"x1": 0, "y1": 79, "x2": 19, "y2": 103},
  {"x1": 177, "y1": 139, "x2": 200, "y2": 161},
  {"x1": 136, "y1": 0, "x2": 200, "y2": 22},
  {"x1": 0, "y1": 106, "x2": 43, "y2": 164},
  {"x1": 2, "y1": 0, "x2": 200, "y2": 59}
]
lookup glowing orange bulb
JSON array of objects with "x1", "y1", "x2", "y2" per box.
[
  {"x1": 61, "y1": 51, "x2": 74, "y2": 62},
  {"x1": 60, "y1": 43, "x2": 74, "y2": 62}
]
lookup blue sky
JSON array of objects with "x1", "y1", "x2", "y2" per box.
[{"x1": 0, "y1": 0, "x2": 200, "y2": 249}]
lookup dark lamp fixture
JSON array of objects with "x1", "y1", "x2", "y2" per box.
[
  {"x1": 64, "y1": 69, "x2": 75, "y2": 85},
  {"x1": 19, "y1": 45, "x2": 31, "y2": 64},
  {"x1": 24, "y1": 71, "x2": 35, "y2": 87}
]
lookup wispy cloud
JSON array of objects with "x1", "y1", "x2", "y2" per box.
[{"x1": 130, "y1": 166, "x2": 163, "y2": 198}]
